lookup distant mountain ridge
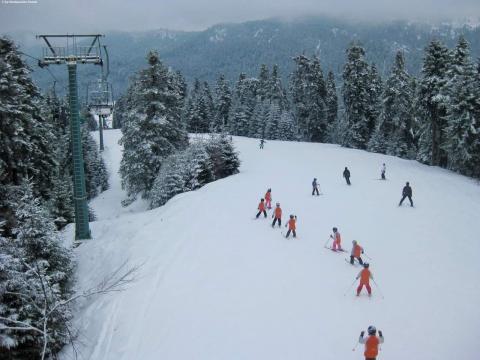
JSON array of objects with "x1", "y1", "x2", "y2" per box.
[{"x1": 6, "y1": 16, "x2": 480, "y2": 98}]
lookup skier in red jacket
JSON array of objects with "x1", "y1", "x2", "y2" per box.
[
  {"x1": 359, "y1": 326, "x2": 384, "y2": 360},
  {"x1": 256, "y1": 198, "x2": 267, "y2": 218}
]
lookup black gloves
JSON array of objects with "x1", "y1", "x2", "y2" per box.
[
  {"x1": 378, "y1": 330, "x2": 383, "y2": 337},
  {"x1": 360, "y1": 331, "x2": 365, "y2": 337}
]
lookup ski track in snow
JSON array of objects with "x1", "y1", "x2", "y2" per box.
[{"x1": 61, "y1": 130, "x2": 480, "y2": 360}]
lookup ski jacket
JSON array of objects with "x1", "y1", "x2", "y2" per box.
[
  {"x1": 343, "y1": 169, "x2": 350, "y2": 178},
  {"x1": 258, "y1": 201, "x2": 265, "y2": 211},
  {"x1": 312, "y1": 179, "x2": 317, "y2": 188},
  {"x1": 288, "y1": 218, "x2": 296, "y2": 230},
  {"x1": 332, "y1": 232, "x2": 341, "y2": 244},
  {"x1": 352, "y1": 244, "x2": 363, "y2": 258},
  {"x1": 265, "y1": 191, "x2": 271, "y2": 201},
  {"x1": 274, "y1": 207, "x2": 282, "y2": 219},
  {"x1": 359, "y1": 334, "x2": 384, "y2": 358},
  {"x1": 402, "y1": 185, "x2": 412, "y2": 197},
  {"x1": 357, "y1": 268, "x2": 372, "y2": 284}
]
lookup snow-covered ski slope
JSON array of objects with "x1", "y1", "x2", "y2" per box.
[{"x1": 62, "y1": 130, "x2": 480, "y2": 360}]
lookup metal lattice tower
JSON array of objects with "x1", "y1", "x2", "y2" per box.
[{"x1": 37, "y1": 34, "x2": 105, "y2": 240}]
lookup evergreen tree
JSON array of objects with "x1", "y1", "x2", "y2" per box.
[
  {"x1": 342, "y1": 42, "x2": 372, "y2": 149},
  {"x1": 369, "y1": 51, "x2": 416, "y2": 158},
  {"x1": 277, "y1": 111, "x2": 297, "y2": 141},
  {"x1": 119, "y1": 50, "x2": 188, "y2": 201},
  {"x1": 269, "y1": 64, "x2": 289, "y2": 111},
  {"x1": 443, "y1": 36, "x2": 480, "y2": 177},
  {"x1": 257, "y1": 64, "x2": 270, "y2": 101},
  {"x1": 265, "y1": 102, "x2": 282, "y2": 140},
  {"x1": 82, "y1": 124, "x2": 109, "y2": 199},
  {"x1": 229, "y1": 74, "x2": 257, "y2": 136},
  {"x1": 212, "y1": 74, "x2": 232, "y2": 132},
  {"x1": 250, "y1": 100, "x2": 269, "y2": 139},
  {"x1": 417, "y1": 40, "x2": 451, "y2": 166},
  {"x1": 325, "y1": 71, "x2": 338, "y2": 140}
]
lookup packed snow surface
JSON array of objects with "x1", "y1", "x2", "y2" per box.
[{"x1": 62, "y1": 130, "x2": 480, "y2": 360}]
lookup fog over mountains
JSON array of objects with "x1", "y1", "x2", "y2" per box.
[{"x1": 7, "y1": 16, "x2": 480, "y2": 97}]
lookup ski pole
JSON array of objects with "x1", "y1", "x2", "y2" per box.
[
  {"x1": 352, "y1": 340, "x2": 360, "y2": 352},
  {"x1": 323, "y1": 237, "x2": 331, "y2": 247},
  {"x1": 372, "y1": 279, "x2": 385, "y2": 299},
  {"x1": 363, "y1": 252, "x2": 373, "y2": 260},
  {"x1": 343, "y1": 278, "x2": 357, "y2": 296}
]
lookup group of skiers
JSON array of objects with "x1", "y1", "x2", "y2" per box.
[{"x1": 256, "y1": 189, "x2": 297, "y2": 238}]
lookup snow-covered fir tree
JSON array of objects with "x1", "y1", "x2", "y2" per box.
[
  {"x1": 290, "y1": 55, "x2": 328, "y2": 142},
  {"x1": 325, "y1": 71, "x2": 338, "y2": 141},
  {"x1": 277, "y1": 111, "x2": 297, "y2": 141},
  {"x1": 0, "y1": 181, "x2": 73, "y2": 358},
  {"x1": 416, "y1": 40, "x2": 451, "y2": 166},
  {"x1": 229, "y1": 74, "x2": 258, "y2": 136},
  {"x1": 212, "y1": 74, "x2": 232, "y2": 132},
  {"x1": 81, "y1": 124, "x2": 109, "y2": 199},
  {"x1": 342, "y1": 42, "x2": 372, "y2": 149},
  {"x1": 269, "y1": 64, "x2": 289, "y2": 111},
  {"x1": 264, "y1": 102, "x2": 282, "y2": 140},
  {"x1": 119, "y1": 50, "x2": 188, "y2": 201},
  {"x1": 368, "y1": 51, "x2": 416, "y2": 158},
  {"x1": 249, "y1": 100, "x2": 269, "y2": 139},
  {"x1": 443, "y1": 36, "x2": 480, "y2": 177},
  {"x1": 257, "y1": 64, "x2": 270, "y2": 101}
]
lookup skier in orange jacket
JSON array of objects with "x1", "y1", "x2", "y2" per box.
[
  {"x1": 356, "y1": 263, "x2": 373, "y2": 296},
  {"x1": 350, "y1": 240, "x2": 364, "y2": 265},
  {"x1": 272, "y1": 202, "x2": 282, "y2": 228},
  {"x1": 359, "y1": 326, "x2": 384, "y2": 360},
  {"x1": 256, "y1": 198, "x2": 267, "y2": 218},
  {"x1": 330, "y1": 227, "x2": 342, "y2": 251},
  {"x1": 285, "y1": 215, "x2": 297, "y2": 238},
  {"x1": 265, "y1": 188, "x2": 272, "y2": 209}
]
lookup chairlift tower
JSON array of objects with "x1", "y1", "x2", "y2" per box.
[
  {"x1": 37, "y1": 34, "x2": 105, "y2": 240},
  {"x1": 87, "y1": 78, "x2": 114, "y2": 151}
]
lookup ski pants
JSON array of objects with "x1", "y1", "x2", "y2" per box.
[
  {"x1": 350, "y1": 255, "x2": 363, "y2": 265},
  {"x1": 265, "y1": 198, "x2": 271, "y2": 209},
  {"x1": 357, "y1": 282, "x2": 371, "y2": 295},
  {"x1": 312, "y1": 187, "x2": 319, "y2": 195},
  {"x1": 272, "y1": 217, "x2": 281, "y2": 227},
  {"x1": 332, "y1": 239, "x2": 342, "y2": 251},
  {"x1": 366, "y1": 358, "x2": 377, "y2": 360},
  {"x1": 345, "y1": 177, "x2": 351, "y2": 185},
  {"x1": 286, "y1": 229, "x2": 296, "y2": 238},
  {"x1": 381, "y1": 171, "x2": 386, "y2": 180},
  {"x1": 399, "y1": 195, "x2": 413, "y2": 206},
  {"x1": 256, "y1": 210, "x2": 267, "y2": 218}
]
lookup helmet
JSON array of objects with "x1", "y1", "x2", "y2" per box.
[
  {"x1": 268, "y1": 188, "x2": 271, "y2": 192},
  {"x1": 406, "y1": 181, "x2": 410, "y2": 185},
  {"x1": 290, "y1": 214, "x2": 294, "y2": 218},
  {"x1": 352, "y1": 240, "x2": 357, "y2": 244},
  {"x1": 276, "y1": 202, "x2": 280, "y2": 206},
  {"x1": 261, "y1": 198, "x2": 264, "y2": 201},
  {"x1": 314, "y1": 178, "x2": 317, "y2": 180},
  {"x1": 368, "y1": 326, "x2": 377, "y2": 335},
  {"x1": 363, "y1": 263, "x2": 370, "y2": 268},
  {"x1": 333, "y1": 227, "x2": 338, "y2": 232}
]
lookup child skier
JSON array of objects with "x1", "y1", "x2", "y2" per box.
[
  {"x1": 330, "y1": 227, "x2": 343, "y2": 251},
  {"x1": 256, "y1": 198, "x2": 267, "y2": 218},
  {"x1": 312, "y1": 178, "x2": 320, "y2": 196},
  {"x1": 285, "y1": 215, "x2": 297, "y2": 238},
  {"x1": 359, "y1": 326, "x2": 384, "y2": 360},
  {"x1": 272, "y1": 202, "x2": 282, "y2": 227},
  {"x1": 343, "y1": 167, "x2": 351, "y2": 185},
  {"x1": 380, "y1": 163, "x2": 386, "y2": 180},
  {"x1": 259, "y1": 139, "x2": 266, "y2": 149},
  {"x1": 265, "y1": 188, "x2": 272, "y2": 209},
  {"x1": 356, "y1": 263, "x2": 373, "y2": 296},
  {"x1": 350, "y1": 240, "x2": 364, "y2": 265}
]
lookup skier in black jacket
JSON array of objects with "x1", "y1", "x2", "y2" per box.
[
  {"x1": 399, "y1": 181, "x2": 413, "y2": 207},
  {"x1": 343, "y1": 167, "x2": 351, "y2": 185}
]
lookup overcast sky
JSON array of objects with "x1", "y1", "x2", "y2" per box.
[{"x1": 0, "y1": 0, "x2": 479, "y2": 34}]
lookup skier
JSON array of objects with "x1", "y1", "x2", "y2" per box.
[
  {"x1": 343, "y1": 167, "x2": 351, "y2": 185},
  {"x1": 256, "y1": 198, "x2": 267, "y2": 218},
  {"x1": 380, "y1": 163, "x2": 386, "y2": 180},
  {"x1": 265, "y1": 188, "x2": 272, "y2": 209},
  {"x1": 330, "y1": 227, "x2": 343, "y2": 251},
  {"x1": 285, "y1": 215, "x2": 297, "y2": 238},
  {"x1": 356, "y1": 263, "x2": 373, "y2": 296},
  {"x1": 359, "y1": 326, "x2": 384, "y2": 360},
  {"x1": 312, "y1": 178, "x2": 320, "y2": 196},
  {"x1": 272, "y1": 202, "x2": 282, "y2": 228},
  {"x1": 350, "y1": 240, "x2": 364, "y2": 265},
  {"x1": 259, "y1": 139, "x2": 266, "y2": 149},
  {"x1": 398, "y1": 181, "x2": 413, "y2": 207}
]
